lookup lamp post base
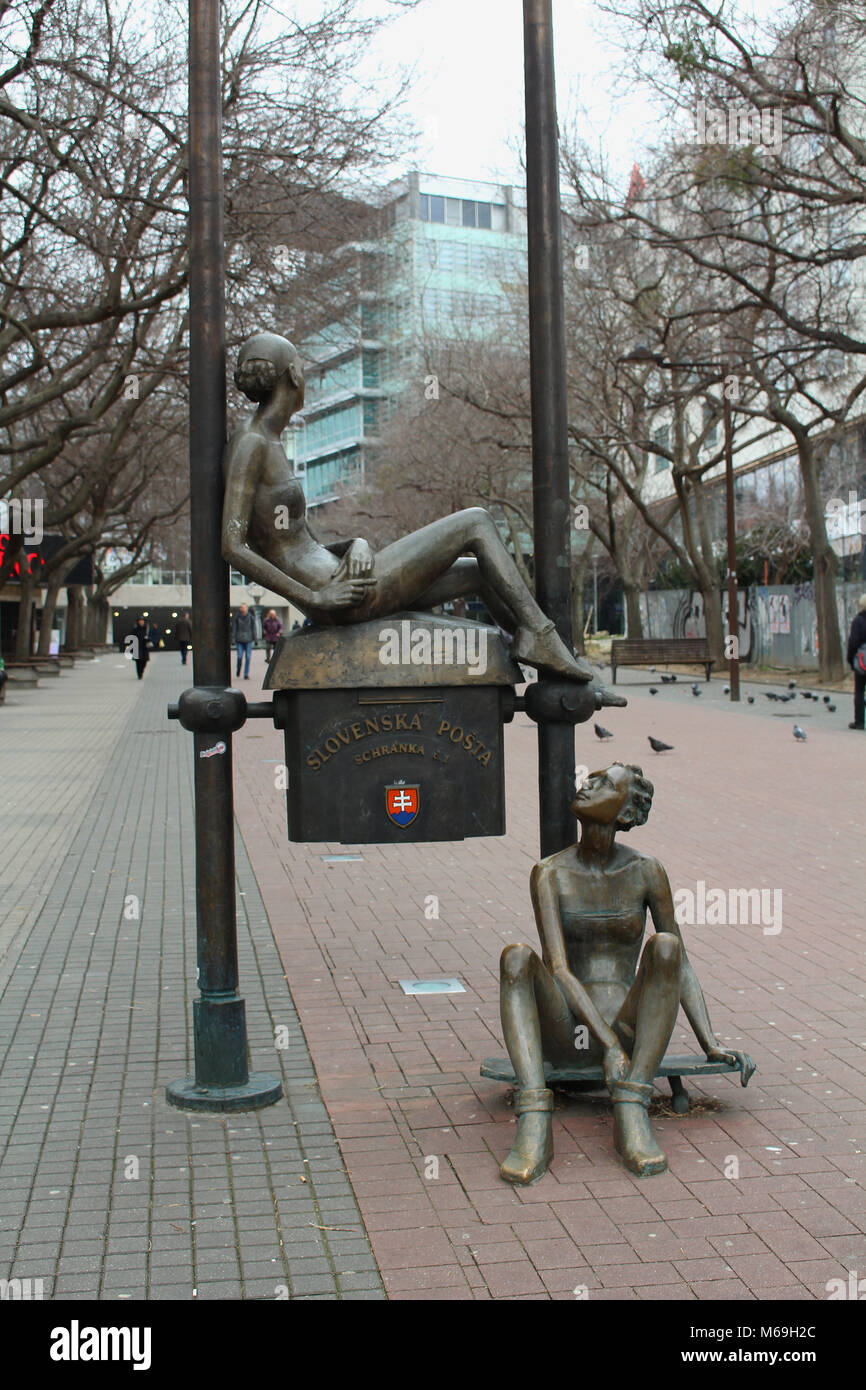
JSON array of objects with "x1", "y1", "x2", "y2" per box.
[{"x1": 165, "y1": 1073, "x2": 283, "y2": 1113}]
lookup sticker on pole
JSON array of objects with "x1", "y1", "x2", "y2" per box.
[
  {"x1": 199, "y1": 740, "x2": 226, "y2": 759},
  {"x1": 386, "y1": 783, "x2": 419, "y2": 827}
]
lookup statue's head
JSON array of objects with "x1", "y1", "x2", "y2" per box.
[
  {"x1": 571, "y1": 762, "x2": 653, "y2": 832},
  {"x1": 234, "y1": 331, "x2": 305, "y2": 408}
]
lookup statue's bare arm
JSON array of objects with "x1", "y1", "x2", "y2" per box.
[
  {"x1": 221, "y1": 440, "x2": 375, "y2": 610},
  {"x1": 221, "y1": 438, "x2": 316, "y2": 608},
  {"x1": 645, "y1": 859, "x2": 749, "y2": 1071}
]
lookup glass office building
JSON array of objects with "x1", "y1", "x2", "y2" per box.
[{"x1": 294, "y1": 172, "x2": 528, "y2": 508}]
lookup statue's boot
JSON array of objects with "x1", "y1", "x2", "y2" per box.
[
  {"x1": 500, "y1": 1087, "x2": 554, "y2": 1186},
  {"x1": 611, "y1": 1079, "x2": 668, "y2": 1176},
  {"x1": 512, "y1": 621, "x2": 595, "y2": 683}
]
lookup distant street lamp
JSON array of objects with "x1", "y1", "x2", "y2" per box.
[{"x1": 619, "y1": 345, "x2": 741, "y2": 702}]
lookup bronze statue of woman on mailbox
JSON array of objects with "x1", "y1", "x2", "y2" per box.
[{"x1": 221, "y1": 331, "x2": 593, "y2": 682}]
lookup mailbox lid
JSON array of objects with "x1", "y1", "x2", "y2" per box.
[
  {"x1": 265, "y1": 613, "x2": 522, "y2": 690},
  {"x1": 278, "y1": 685, "x2": 509, "y2": 844}
]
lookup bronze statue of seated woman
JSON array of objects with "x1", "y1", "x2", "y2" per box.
[
  {"x1": 221, "y1": 331, "x2": 594, "y2": 682},
  {"x1": 498, "y1": 763, "x2": 754, "y2": 1183}
]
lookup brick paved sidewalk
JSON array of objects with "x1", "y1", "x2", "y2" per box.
[
  {"x1": 233, "y1": 651, "x2": 866, "y2": 1301},
  {"x1": 0, "y1": 654, "x2": 382, "y2": 1300}
]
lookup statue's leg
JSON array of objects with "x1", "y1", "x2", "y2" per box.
[
  {"x1": 609, "y1": 933, "x2": 682, "y2": 1177},
  {"x1": 498, "y1": 943, "x2": 575, "y2": 1185},
  {"x1": 412, "y1": 558, "x2": 516, "y2": 631},
  {"x1": 345, "y1": 509, "x2": 592, "y2": 680}
]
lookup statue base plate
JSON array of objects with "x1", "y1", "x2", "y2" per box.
[{"x1": 481, "y1": 1053, "x2": 754, "y2": 1115}]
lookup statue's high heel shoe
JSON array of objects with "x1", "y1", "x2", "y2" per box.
[
  {"x1": 499, "y1": 1087, "x2": 554, "y2": 1186},
  {"x1": 513, "y1": 621, "x2": 594, "y2": 682},
  {"x1": 611, "y1": 1079, "x2": 668, "y2": 1176}
]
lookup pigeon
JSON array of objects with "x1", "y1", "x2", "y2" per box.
[
  {"x1": 691, "y1": 684, "x2": 702, "y2": 697},
  {"x1": 594, "y1": 723, "x2": 614, "y2": 740},
  {"x1": 649, "y1": 687, "x2": 658, "y2": 695},
  {"x1": 764, "y1": 692, "x2": 779, "y2": 702},
  {"x1": 788, "y1": 681, "x2": 796, "y2": 690},
  {"x1": 648, "y1": 735, "x2": 674, "y2": 753},
  {"x1": 823, "y1": 695, "x2": 831, "y2": 705},
  {"x1": 661, "y1": 673, "x2": 676, "y2": 684},
  {"x1": 801, "y1": 691, "x2": 812, "y2": 699},
  {"x1": 793, "y1": 725, "x2": 807, "y2": 741},
  {"x1": 650, "y1": 667, "x2": 656, "y2": 673},
  {"x1": 828, "y1": 704, "x2": 836, "y2": 712},
  {"x1": 723, "y1": 685, "x2": 730, "y2": 694},
  {"x1": 747, "y1": 695, "x2": 755, "y2": 704}
]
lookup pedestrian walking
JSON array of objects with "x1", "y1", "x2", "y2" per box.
[
  {"x1": 130, "y1": 616, "x2": 151, "y2": 680},
  {"x1": 233, "y1": 603, "x2": 255, "y2": 679},
  {"x1": 175, "y1": 611, "x2": 192, "y2": 665},
  {"x1": 262, "y1": 609, "x2": 283, "y2": 662},
  {"x1": 847, "y1": 594, "x2": 866, "y2": 731}
]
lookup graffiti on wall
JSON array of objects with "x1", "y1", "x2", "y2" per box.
[{"x1": 673, "y1": 590, "x2": 754, "y2": 660}]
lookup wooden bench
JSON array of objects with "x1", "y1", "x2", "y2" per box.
[
  {"x1": 610, "y1": 638, "x2": 713, "y2": 684},
  {"x1": 3, "y1": 662, "x2": 38, "y2": 687},
  {"x1": 481, "y1": 1053, "x2": 754, "y2": 1114}
]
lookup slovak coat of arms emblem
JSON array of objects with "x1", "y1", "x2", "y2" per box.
[{"x1": 386, "y1": 783, "x2": 419, "y2": 827}]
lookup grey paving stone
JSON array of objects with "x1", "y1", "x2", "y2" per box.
[{"x1": 0, "y1": 658, "x2": 382, "y2": 1302}]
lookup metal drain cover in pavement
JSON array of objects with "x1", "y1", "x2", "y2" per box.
[{"x1": 399, "y1": 978, "x2": 465, "y2": 995}]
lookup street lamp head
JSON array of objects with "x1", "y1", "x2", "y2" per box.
[
  {"x1": 247, "y1": 581, "x2": 264, "y2": 602},
  {"x1": 619, "y1": 344, "x2": 666, "y2": 366}
]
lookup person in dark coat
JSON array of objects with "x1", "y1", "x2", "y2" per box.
[
  {"x1": 130, "y1": 616, "x2": 151, "y2": 680},
  {"x1": 262, "y1": 609, "x2": 283, "y2": 662},
  {"x1": 175, "y1": 612, "x2": 192, "y2": 665},
  {"x1": 846, "y1": 594, "x2": 866, "y2": 731},
  {"x1": 232, "y1": 603, "x2": 255, "y2": 679}
]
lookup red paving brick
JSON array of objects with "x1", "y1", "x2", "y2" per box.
[{"x1": 233, "y1": 662, "x2": 866, "y2": 1301}]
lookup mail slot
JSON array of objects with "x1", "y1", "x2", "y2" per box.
[{"x1": 265, "y1": 614, "x2": 521, "y2": 845}]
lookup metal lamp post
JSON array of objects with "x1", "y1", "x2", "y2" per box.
[
  {"x1": 620, "y1": 346, "x2": 740, "y2": 702},
  {"x1": 523, "y1": 0, "x2": 576, "y2": 857},
  {"x1": 165, "y1": 0, "x2": 281, "y2": 1112}
]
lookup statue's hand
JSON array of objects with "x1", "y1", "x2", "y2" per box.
[
  {"x1": 313, "y1": 576, "x2": 377, "y2": 612},
  {"x1": 603, "y1": 1041, "x2": 630, "y2": 1089},
  {"x1": 706, "y1": 1047, "x2": 756, "y2": 1086},
  {"x1": 346, "y1": 539, "x2": 374, "y2": 577}
]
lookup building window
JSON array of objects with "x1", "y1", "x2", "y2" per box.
[
  {"x1": 653, "y1": 426, "x2": 671, "y2": 472},
  {"x1": 362, "y1": 350, "x2": 380, "y2": 388},
  {"x1": 419, "y1": 192, "x2": 446, "y2": 222},
  {"x1": 477, "y1": 202, "x2": 492, "y2": 229},
  {"x1": 361, "y1": 303, "x2": 380, "y2": 335}
]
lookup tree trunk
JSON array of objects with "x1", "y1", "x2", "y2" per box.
[
  {"x1": 763, "y1": 400, "x2": 845, "y2": 680},
  {"x1": 14, "y1": 576, "x2": 35, "y2": 659},
  {"x1": 84, "y1": 590, "x2": 109, "y2": 645},
  {"x1": 571, "y1": 550, "x2": 589, "y2": 653},
  {"x1": 701, "y1": 582, "x2": 725, "y2": 664},
  {"x1": 799, "y1": 441, "x2": 844, "y2": 680},
  {"x1": 37, "y1": 575, "x2": 65, "y2": 656},
  {"x1": 622, "y1": 581, "x2": 644, "y2": 638},
  {"x1": 65, "y1": 586, "x2": 84, "y2": 650}
]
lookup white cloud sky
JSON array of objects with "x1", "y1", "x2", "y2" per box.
[{"x1": 360, "y1": 0, "x2": 797, "y2": 193}]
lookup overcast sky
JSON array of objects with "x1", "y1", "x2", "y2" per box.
[{"x1": 356, "y1": 0, "x2": 795, "y2": 193}]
